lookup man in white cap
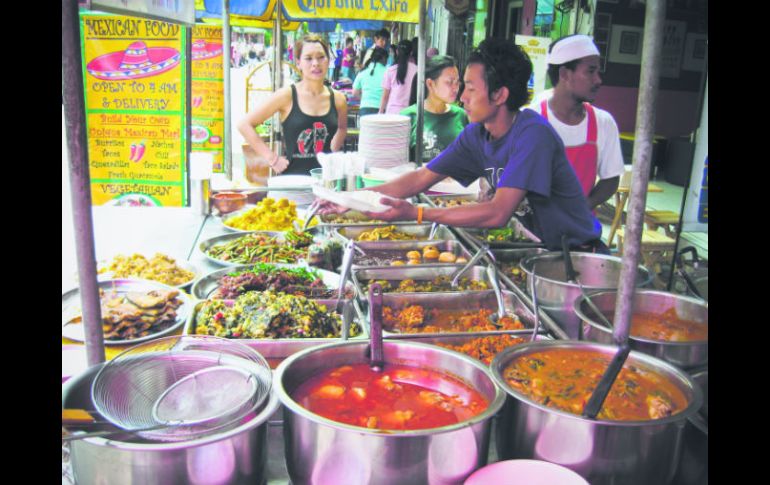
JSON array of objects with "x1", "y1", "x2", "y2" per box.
[{"x1": 529, "y1": 34, "x2": 624, "y2": 214}]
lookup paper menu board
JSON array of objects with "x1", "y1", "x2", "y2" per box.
[
  {"x1": 191, "y1": 25, "x2": 225, "y2": 173},
  {"x1": 80, "y1": 12, "x2": 187, "y2": 207}
]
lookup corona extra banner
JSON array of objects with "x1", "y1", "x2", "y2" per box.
[
  {"x1": 191, "y1": 25, "x2": 225, "y2": 172},
  {"x1": 80, "y1": 12, "x2": 187, "y2": 207},
  {"x1": 284, "y1": 0, "x2": 419, "y2": 23}
]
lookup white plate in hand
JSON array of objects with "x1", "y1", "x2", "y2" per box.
[{"x1": 312, "y1": 186, "x2": 394, "y2": 213}]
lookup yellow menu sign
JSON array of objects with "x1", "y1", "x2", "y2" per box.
[
  {"x1": 81, "y1": 12, "x2": 187, "y2": 207},
  {"x1": 191, "y1": 25, "x2": 225, "y2": 172}
]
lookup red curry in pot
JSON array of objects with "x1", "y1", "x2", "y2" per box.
[{"x1": 292, "y1": 364, "x2": 489, "y2": 430}]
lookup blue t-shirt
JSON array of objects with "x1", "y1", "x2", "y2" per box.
[
  {"x1": 427, "y1": 108, "x2": 599, "y2": 249},
  {"x1": 352, "y1": 63, "x2": 387, "y2": 109}
]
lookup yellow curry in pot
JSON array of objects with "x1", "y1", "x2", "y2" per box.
[{"x1": 502, "y1": 348, "x2": 688, "y2": 421}]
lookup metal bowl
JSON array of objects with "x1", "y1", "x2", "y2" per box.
[
  {"x1": 274, "y1": 340, "x2": 506, "y2": 485},
  {"x1": 575, "y1": 290, "x2": 708, "y2": 369},
  {"x1": 520, "y1": 252, "x2": 653, "y2": 339},
  {"x1": 489, "y1": 340, "x2": 703, "y2": 485},
  {"x1": 212, "y1": 191, "x2": 247, "y2": 214},
  {"x1": 62, "y1": 363, "x2": 280, "y2": 485}
]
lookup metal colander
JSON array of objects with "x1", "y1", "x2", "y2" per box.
[{"x1": 91, "y1": 335, "x2": 272, "y2": 442}]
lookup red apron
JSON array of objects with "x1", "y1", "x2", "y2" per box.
[{"x1": 541, "y1": 100, "x2": 598, "y2": 197}]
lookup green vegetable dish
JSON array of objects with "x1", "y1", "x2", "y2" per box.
[
  {"x1": 205, "y1": 233, "x2": 306, "y2": 264},
  {"x1": 195, "y1": 291, "x2": 362, "y2": 339}
]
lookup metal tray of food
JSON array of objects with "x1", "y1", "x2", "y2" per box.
[
  {"x1": 198, "y1": 229, "x2": 325, "y2": 267},
  {"x1": 373, "y1": 289, "x2": 539, "y2": 336},
  {"x1": 386, "y1": 330, "x2": 551, "y2": 366},
  {"x1": 334, "y1": 223, "x2": 456, "y2": 244},
  {"x1": 351, "y1": 239, "x2": 473, "y2": 268},
  {"x1": 62, "y1": 279, "x2": 193, "y2": 345},
  {"x1": 190, "y1": 263, "x2": 355, "y2": 300},
  {"x1": 315, "y1": 210, "x2": 387, "y2": 227},
  {"x1": 185, "y1": 297, "x2": 368, "y2": 367},
  {"x1": 491, "y1": 248, "x2": 552, "y2": 291},
  {"x1": 421, "y1": 193, "x2": 479, "y2": 208},
  {"x1": 351, "y1": 264, "x2": 491, "y2": 304}
]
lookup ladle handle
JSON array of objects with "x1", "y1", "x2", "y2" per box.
[
  {"x1": 561, "y1": 235, "x2": 579, "y2": 282},
  {"x1": 368, "y1": 283, "x2": 384, "y2": 370},
  {"x1": 338, "y1": 240, "x2": 356, "y2": 299},
  {"x1": 452, "y1": 242, "x2": 489, "y2": 287},
  {"x1": 486, "y1": 265, "x2": 506, "y2": 319},
  {"x1": 583, "y1": 344, "x2": 631, "y2": 419},
  {"x1": 529, "y1": 265, "x2": 541, "y2": 342}
]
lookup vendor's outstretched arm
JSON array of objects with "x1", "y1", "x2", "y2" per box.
[
  {"x1": 587, "y1": 176, "x2": 619, "y2": 209},
  {"x1": 366, "y1": 186, "x2": 526, "y2": 228}
]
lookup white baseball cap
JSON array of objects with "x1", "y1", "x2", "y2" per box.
[{"x1": 547, "y1": 35, "x2": 600, "y2": 65}]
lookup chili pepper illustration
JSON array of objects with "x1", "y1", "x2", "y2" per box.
[
  {"x1": 192, "y1": 96, "x2": 203, "y2": 108},
  {"x1": 129, "y1": 143, "x2": 137, "y2": 161},
  {"x1": 297, "y1": 128, "x2": 313, "y2": 154},
  {"x1": 133, "y1": 141, "x2": 146, "y2": 162},
  {"x1": 313, "y1": 122, "x2": 328, "y2": 154}
]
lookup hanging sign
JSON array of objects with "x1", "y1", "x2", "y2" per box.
[
  {"x1": 81, "y1": 12, "x2": 187, "y2": 207},
  {"x1": 283, "y1": 0, "x2": 420, "y2": 23},
  {"x1": 191, "y1": 25, "x2": 225, "y2": 172},
  {"x1": 515, "y1": 35, "x2": 550, "y2": 103},
  {"x1": 90, "y1": 0, "x2": 196, "y2": 26}
]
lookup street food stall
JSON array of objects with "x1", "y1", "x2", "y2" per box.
[{"x1": 62, "y1": 1, "x2": 707, "y2": 484}]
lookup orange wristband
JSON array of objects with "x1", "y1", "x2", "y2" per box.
[{"x1": 417, "y1": 206, "x2": 424, "y2": 224}]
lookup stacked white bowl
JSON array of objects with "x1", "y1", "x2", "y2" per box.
[{"x1": 358, "y1": 114, "x2": 411, "y2": 169}]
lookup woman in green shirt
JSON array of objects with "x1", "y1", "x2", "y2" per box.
[
  {"x1": 353, "y1": 47, "x2": 388, "y2": 117},
  {"x1": 401, "y1": 55, "x2": 468, "y2": 165}
]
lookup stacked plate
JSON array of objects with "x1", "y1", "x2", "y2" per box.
[
  {"x1": 266, "y1": 175, "x2": 315, "y2": 206},
  {"x1": 358, "y1": 114, "x2": 411, "y2": 169}
]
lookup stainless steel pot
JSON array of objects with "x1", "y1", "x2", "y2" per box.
[
  {"x1": 674, "y1": 367, "x2": 708, "y2": 485},
  {"x1": 489, "y1": 340, "x2": 703, "y2": 485},
  {"x1": 520, "y1": 252, "x2": 652, "y2": 339},
  {"x1": 62, "y1": 363, "x2": 280, "y2": 485},
  {"x1": 576, "y1": 290, "x2": 708, "y2": 369},
  {"x1": 274, "y1": 340, "x2": 506, "y2": 485}
]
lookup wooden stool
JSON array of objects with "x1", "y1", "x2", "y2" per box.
[
  {"x1": 644, "y1": 210, "x2": 680, "y2": 238},
  {"x1": 617, "y1": 228, "x2": 676, "y2": 289}
]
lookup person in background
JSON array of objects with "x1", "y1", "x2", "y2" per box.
[
  {"x1": 341, "y1": 37, "x2": 356, "y2": 80},
  {"x1": 362, "y1": 28, "x2": 390, "y2": 66},
  {"x1": 319, "y1": 38, "x2": 603, "y2": 253},
  {"x1": 238, "y1": 34, "x2": 347, "y2": 175},
  {"x1": 426, "y1": 46, "x2": 439, "y2": 60},
  {"x1": 387, "y1": 44, "x2": 397, "y2": 67},
  {"x1": 333, "y1": 41, "x2": 343, "y2": 81},
  {"x1": 530, "y1": 34, "x2": 624, "y2": 216},
  {"x1": 353, "y1": 46, "x2": 389, "y2": 117},
  {"x1": 401, "y1": 55, "x2": 467, "y2": 165},
  {"x1": 379, "y1": 39, "x2": 417, "y2": 114}
]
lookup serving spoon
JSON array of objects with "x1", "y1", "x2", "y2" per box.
[{"x1": 368, "y1": 283, "x2": 385, "y2": 372}]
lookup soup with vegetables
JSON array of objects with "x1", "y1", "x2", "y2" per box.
[
  {"x1": 502, "y1": 348, "x2": 688, "y2": 421},
  {"x1": 292, "y1": 364, "x2": 488, "y2": 430}
]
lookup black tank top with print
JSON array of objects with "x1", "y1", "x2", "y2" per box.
[{"x1": 281, "y1": 84, "x2": 338, "y2": 175}]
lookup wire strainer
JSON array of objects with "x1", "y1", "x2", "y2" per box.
[{"x1": 91, "y1": 335, "x2": 272, "y2": 442}]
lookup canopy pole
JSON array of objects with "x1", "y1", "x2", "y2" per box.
[
  {"x1": 415, "y1": 0, "x2": 427, "y2": 166},
  {"x1": 62, "y1": 0, "x2": 105, "y2": 366},
  {"x1": 223, "y1": 0, "x2": 233, "y2": 179},
  {"x1": 612, "y1": 0, "x2": 665, "y2": 344},
  {"x1": 270, "y1": 1, "x2": 284, "y2": 169}
]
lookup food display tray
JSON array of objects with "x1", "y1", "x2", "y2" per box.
[
  {"x1": 351, "y1": 239, "x2": 473, "y2": 268},
  {"x1": 351, "y1": 264, "x2": 491, "y2": 305},
  {"x1": 190, "y1": 263, "x2": 355, "y2": 300},
  {"x1": 333, "y1": 223, "x2": 456, "y2": 244},
  {"x1": 490, "y1": 248, "x2": 552, "y2": 292},
  {"x1": 198, "y1": 229, "x2": 326, "y2": 267},
  {"x1": 371, "y1": 289, "x2": 543, "y2": 338},
  {"x1": 184, "y1": 298, "x2": 368, "y2": 368},
  {"x1": 62, "y1": 278, "x2": 193, "y2": 345},
  {"x1": 219, "y1": 205, "x2": 318, "y2": 234}
]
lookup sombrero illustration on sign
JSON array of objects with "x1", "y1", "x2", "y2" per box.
[
  {"x1": 191, "y1": 39, "x2": 223, "y2": 60},
  {"x1": 87, "y1": 41, "x2": 181, "y2": 81}
]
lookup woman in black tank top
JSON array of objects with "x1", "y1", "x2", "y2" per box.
[{"x1": 237, "y1": 35, "x2": 347, "y2": 175}]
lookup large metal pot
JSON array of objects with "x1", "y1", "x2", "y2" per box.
[
  {"x1": 674, "y1": 367, "x2": 708, "y2": 485},
  {"x1": 274, "y1": 340, "x2": 506, "y2": 485},
  {"x1": 576, "y1": 290, "x2": 708, "y2": 369},
  {"x1": 62, "y1": 363, "x2": 280, "y2": 485},
  {"x1": 489, "y1": 340, "x2": 703, "y2": 485},
  {"x1": 520, "y1": 252, "x2": 652, "y2": 339}
]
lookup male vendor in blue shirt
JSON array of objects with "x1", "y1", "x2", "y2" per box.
[{"x1": 321, "y1": 38, "x2": 604, "y2": 252}]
